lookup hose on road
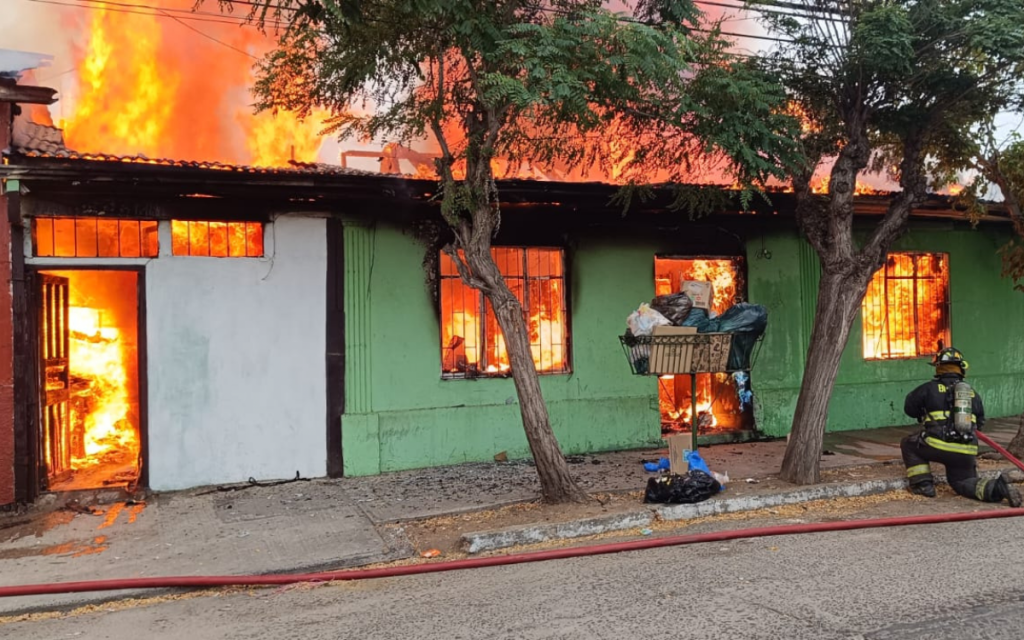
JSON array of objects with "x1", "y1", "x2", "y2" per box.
[
  {"x1": 2, "y1": 507, "x2": 1024, "y2": 599},
  {"x1": 3, "y1": 438, "x2": 1023, "y2": 600}
]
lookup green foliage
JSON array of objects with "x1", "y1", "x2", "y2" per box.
[
  {"x1": 204, "y1": 0, "x2": 801, "y2": 224},
  {"x1": 967, "y1": 137, "x2": 1024, "y2": 291},
  {"x1": 751, "y1": 0, "x2": 1024, "y2": 264}
]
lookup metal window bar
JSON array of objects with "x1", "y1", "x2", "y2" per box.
[
  {"x1": 173, "y1": 221, "x2": 264, "y2": 257},
  {"x1": 32, "y1": 217, "x2": 159, "y2": 258},
  {"x1": 864, "y1": 252, "x2": 951, "y2": 360},
  {"x1": 440, "y1": 247, "x2": 569, "y2": 378}
]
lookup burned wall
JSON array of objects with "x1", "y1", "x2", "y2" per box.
[{"x1": 0, "y1": 99, "x2": 13, "y2": 506}]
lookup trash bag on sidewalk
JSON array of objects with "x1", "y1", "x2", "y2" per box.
[
  {"x1": 650, "y1": 292, "x2": 694, "y2": 326},
  {"x1": 643, "y1": 470, "x2": 721, "y2": 504},
  {"x1": 685, "y1": 449, "x2": 712, "y2": 475}
]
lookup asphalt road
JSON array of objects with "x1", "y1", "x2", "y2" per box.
[{"x1": 5, "y1": 513, "x2": 1024, "y2": 639}]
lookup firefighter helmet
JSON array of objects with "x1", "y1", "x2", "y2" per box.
[{"x1": 932, "y1": 347, "x2": 969, "y2": 371}]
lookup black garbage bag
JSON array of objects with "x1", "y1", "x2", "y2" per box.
[
  {"x1": 650, "y1": 292, "x2": 693, "y2": 325},
  {"x1": 714, "y1": 303, "x2": 768, "y2": 370},
  {"x1": 680, "y1": 307, "x2": 714, "y2": 332},
  {"x1": 643, "y1": 470, "x2": 721, "y2": 504}
]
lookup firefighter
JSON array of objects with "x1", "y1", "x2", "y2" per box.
[{"x1": 901, "y1": 347, "x2": 1021, "y2": 506}]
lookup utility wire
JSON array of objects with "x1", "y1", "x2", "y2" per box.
[
  {"x1": 156, "y1": 8, "x2": 259, "y2": 59},
  {"x1": 26, "y1": 0, "x2": 291, "y2": 28}
]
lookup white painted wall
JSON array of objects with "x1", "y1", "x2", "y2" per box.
[{"x1": 144, "y1": 217, "x2": 327, "y2": 490}]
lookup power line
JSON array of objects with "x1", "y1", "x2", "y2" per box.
[
  {"x1": 156, "y1": 8, "x2": 259, "y2": 59},
  {"x1": 26, "y1": 0, "x2": 291, "y2": 29}
]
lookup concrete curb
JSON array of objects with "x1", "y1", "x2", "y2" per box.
[
  {"x1": 462, "y1": 511, "x2": 654, "y2": 554},
  {"x1": 461, "y1": 467, "x2": 1023, "y2": 554}
]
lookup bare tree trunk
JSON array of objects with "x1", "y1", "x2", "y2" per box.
[
  {"x1": 462, "y1": 241, "x2": 589, "y2": 504},
  {"x1": 780, "y1": 269, "x2": 872, "y2": 484},
  {"x1": 1008, "y1": 412, "x2": 1024, "y2": 459}
]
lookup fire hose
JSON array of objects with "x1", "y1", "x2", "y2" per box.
[{"x1": 1, "y1": 438, "x2": 1023, "y2": 600}]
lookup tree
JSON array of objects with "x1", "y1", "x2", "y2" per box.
[
  {"x1": 206, "y1": 0, "x2": 799, "y2": 502},
  {"x1": 956, "y1": 137, "x2": 1024, "y2": 456},
  {"x1": 748, "y1": 0, "x2": 1024, "y2": 484}
]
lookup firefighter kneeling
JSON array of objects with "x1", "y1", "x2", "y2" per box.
[{"x1": 901, "y1": 347, "x2": 1022, "y2": 507}]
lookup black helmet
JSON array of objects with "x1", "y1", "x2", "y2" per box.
[{"x1": 932, "y1": 347, "x2": 969, "y2": 370}]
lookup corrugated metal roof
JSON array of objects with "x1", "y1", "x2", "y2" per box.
[{"x1": 7, "y1": 118, "x2": 380, "y2": 177}]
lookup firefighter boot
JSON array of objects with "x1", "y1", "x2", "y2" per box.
[
  {"x1": 995, "y1": 472, "x2": 1023, "y2": 508},
  {"x1": 909, "y1": 481, "x2": 936, "y2": 498}
]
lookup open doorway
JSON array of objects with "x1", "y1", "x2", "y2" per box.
[
  {"x1": 654, "y1": 256, "x2": 754, "y2": 438},
  {"x1": 35, "y1": 269, "x2": 144, "y2": 492}
]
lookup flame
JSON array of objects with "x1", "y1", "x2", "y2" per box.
[
  {"x1": 440, "y1": 249, "x2": 567, "y2": 375},
  {"x1": 67, "y1": 306, "x2": 137, "y2": 467},
  {"x1": 862, "y1": 253, "x2": 950, "y2": 359},
  {"x1": 810, "y1": 175, "x2": 884, "y2": 196},
  {"x1": 57, "y1": 0, "x2": 326, "y2": 166},
  {"x1": 783, "y1": 101, "x2": 821, "y2": 135},
  {"x1": 654, "y1": 258, "x2": 747, "y2": 433}
]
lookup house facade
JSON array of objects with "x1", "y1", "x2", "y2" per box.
[{"x1": 1, "y1": 76, "x2": 1022, "y2": 505}]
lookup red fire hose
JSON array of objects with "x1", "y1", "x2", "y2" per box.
[
  {"x1": 978, "y1": 431, "x2": 1024, "y2": 474},
  {"x1": 2, "y1": 508, "x2": 1024, "y2": 599},
  {"x1": 2, "y1": 436, "x2": 1023, "y2": 601}
]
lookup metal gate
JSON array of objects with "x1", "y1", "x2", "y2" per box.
[{"x1": 38, "y1": 274, "x2": 71, "y2": 488}]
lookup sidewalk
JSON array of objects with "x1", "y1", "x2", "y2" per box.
[{"x1": 0, "y1": 418, "x2": 1019, "y2": 615}]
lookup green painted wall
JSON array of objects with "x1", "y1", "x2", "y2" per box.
[
  {"x1": 748, "y1": 221, "x2": 1024, "y2": 437},
  {"x1": 342, "y1": 222, "x2": 666, "y2": 476},
  {"x1": 343, "y1": 219, "x2": 1024, "y2": 475}
]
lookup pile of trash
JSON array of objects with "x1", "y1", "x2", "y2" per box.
[
  {"x1": 625, "y1": 290, "x2": 769, "y2": 372},
  {"x1": 642, "y1": 449, "x2": 729, "y2": 505}
]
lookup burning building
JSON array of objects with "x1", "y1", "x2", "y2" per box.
[{"x1": 1, "y1": 49, "x2": 1024, "y2": 505}]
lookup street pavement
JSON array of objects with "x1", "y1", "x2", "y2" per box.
[{"x1": 5, "y1": 507, "x2": 1024, "y2": 639}]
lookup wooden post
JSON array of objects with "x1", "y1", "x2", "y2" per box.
[{"x1": 691, "y1": 373, "x2": 698, "y2": 452}]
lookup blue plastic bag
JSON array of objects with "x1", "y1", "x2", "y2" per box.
[{"x1": 684, "y1": 450, "x2": 711, "y2": 475}]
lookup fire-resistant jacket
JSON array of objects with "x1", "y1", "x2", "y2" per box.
[{"x1": 904, "y1": 373, "x2": 986, "y2": 455}]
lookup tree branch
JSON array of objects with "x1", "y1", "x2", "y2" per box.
[{"x1": 442, "y1": 242, "x2": 489, "y2": 291}]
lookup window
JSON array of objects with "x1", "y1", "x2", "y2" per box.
[
  {"x1": 862, "y1": 252, "x2": 951, "y2": 360},
  {"x1": 440, "y1": 247, "x2": 570, "y2": 377},
  {"x1": 171, "y1": 220, "x2": 264, "y2": 257},
  {"x1": 32, "y1": 217, "x2": 158, "y2": 258}
]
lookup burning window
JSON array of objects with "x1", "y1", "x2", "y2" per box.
[
  {"x1": 654, "y1": 257, "x2": 752, "y2": 436},
  {"x1": 171, "y1": 221, "x2": 264, "y2": 257},
  {"x1": 862, "y1": 252, "x2": 951, "y2": 360},
  {"x1": 32, "y1": 217, "x2": 159, "y2": 258},
  {"x1": 440, "y1": 248, "x2": 569, "y2": 377}
]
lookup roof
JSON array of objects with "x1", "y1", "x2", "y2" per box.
[
  {"x1": 7, "y1": 118, "x2": 379, "y2": 177},
  {"x1": 1, "y1": 118, "x2": 1013, "y2": 226}
]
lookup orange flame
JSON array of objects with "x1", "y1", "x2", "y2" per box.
[
  {"x1": 862, "y1": 253, "x2": 950, "y2": 359},
  {"x1": 67, "y1": 306, "x2": 137, "y2": 466},
  {"x1": 654, "y1": 258, "x2": 746, "y2": 434},
  {"x1": 57, "y1": 0, "x2": 327, "y2": 166},
  {"x1": 810, "y1": 175, "x2": 884, "y2": 196},
  {"x1": 440, "y1": 249, "x2": 568, "y2": 376}
]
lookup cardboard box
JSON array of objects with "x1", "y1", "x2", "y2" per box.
[
  {"x1": 681, "y1": 281, "x2": 713, "y2": 310},
  {"x1": 691, "y1": 333, "x2": 733, "y2": 372},
  {"x1": 649, "y1": 326, "x2": 697, "y2": 374},
  {"x1": 666, "y1": 433, "x2": 689, "y2": 474}
]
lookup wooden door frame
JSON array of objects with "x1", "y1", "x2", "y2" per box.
[{"x1": 23, "y1": 265, "x2": 150, "y2": 492}]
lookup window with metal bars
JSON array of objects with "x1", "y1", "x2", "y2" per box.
[
  {"x1": 32, "y1": 217, "x2": 159, "y2": 258},
  {"x1": 440, "y1": 247, "x2": 570, "y2": 378},
  {"x1": 171, "y1": 221, "x2": 264, "y2": 257},
  {"x1": 861, "y1": 252, "x2": 952, "y2": 360}
]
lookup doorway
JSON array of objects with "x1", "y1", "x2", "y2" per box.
[
  {"x1": 653, "y1": 256, "x2": 754, "y2": 438},
  {"x1": 34, "y1": 269, "x2": 145, "y2": 492}
]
